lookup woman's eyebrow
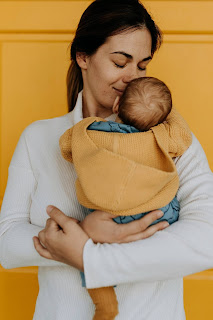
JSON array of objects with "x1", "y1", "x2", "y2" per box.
[{"x1": 110, "y1": 51, "x2": 152, "y2": 62}]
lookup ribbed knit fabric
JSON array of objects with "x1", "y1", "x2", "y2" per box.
[
  {"x1": 59, "y1": 109, "x2": 192, "y2": 215},
  {"x1": 0, "y1": 91, "x2": 213, "y2": 320},
  {"x1": 59, "y1": 110, "x2": 191, "y2": 320}
]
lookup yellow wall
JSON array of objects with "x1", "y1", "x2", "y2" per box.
[{"x1": 0, "y1": 1, "x2": 213, "y2": 319}]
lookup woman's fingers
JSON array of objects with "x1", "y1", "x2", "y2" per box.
[
  {"x1": 46, "y1": 205, "x2": 79, "y2": 231},
  {"x1": 119, "y1": 221, "x2": 169, "y2": 243},
  {"x1": 34, "y1": 219, "x2": 88, "y2": 269},
  {"x1": 38, "y1": 229, "x2": 47, "y2": 247},
  {"x1": 33, "y1": 236, "x2": 54, "y2": 260},
  {"x1": 116, "y1": 210, "x2": 165, "y2": 240},
  {"x1": 142, "y1": 221, "x2": 169, "y2": 239},
  {"x1": 80, "y1": 209, "x2": 168, "y2": 244},
  {"x1": 45, "y1": 218, "x2": 57, "y2": 229}
]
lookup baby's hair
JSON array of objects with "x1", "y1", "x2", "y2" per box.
[{"x1": 118, "y1": 77, "x2": 172, "y2": 131}]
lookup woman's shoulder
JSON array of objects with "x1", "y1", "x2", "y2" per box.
[
  {"x1": 11, "y1": 112, "x2": 74, "y2": 169},
  {"x1": 22, "y1": 112, "x2": 73, "y2": 142}
]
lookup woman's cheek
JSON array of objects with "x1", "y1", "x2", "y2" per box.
[{"x1": 104, "y1": 63, "x2": 121, "y2": 81}]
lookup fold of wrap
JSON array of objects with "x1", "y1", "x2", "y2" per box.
[{"x1": 59, "y1": 108, "x2": 192, "y2": 215}]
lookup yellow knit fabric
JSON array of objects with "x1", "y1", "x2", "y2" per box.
[
  {"x1": 87, "y1": 287, "x2": 119, "y2": 320},
  {"x1": 59, "y1": 108, "x2": 192, "y2": 216}
]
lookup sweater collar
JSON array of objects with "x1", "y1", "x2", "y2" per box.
[{"x1": 69, "y1": 90, "x2": 117, "y2": 126}]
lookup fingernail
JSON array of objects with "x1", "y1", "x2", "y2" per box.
[
  {"x1": 157, "y1": 211, "x2": 164, "y2": 218},
  {"x1": 163, "y1": 222, "x2": 169, "y2": 228},
  {"x1": 46, "y1": 205, "x2": 54, "y2": 214}
]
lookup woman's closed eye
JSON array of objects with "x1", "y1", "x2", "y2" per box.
[
  {"x1": 114, "y1": 62, "x2": 126, "y2": 69},
  {"x1": 138, "y1": 66, "x2": 146, "y2": 71},
  {"x1": 114, "y1": 62, "x2": 146, "y2": 71}
]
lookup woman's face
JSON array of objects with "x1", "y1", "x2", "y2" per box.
[{"x1": 79, "y1": 28, "x2": 152, "y2": 114}]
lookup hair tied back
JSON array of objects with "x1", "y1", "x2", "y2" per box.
[{"x1": 67, "y1": 0, "x2": 162, "y2": 112}]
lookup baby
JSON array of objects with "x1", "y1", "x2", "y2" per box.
[
  {"x1": 112, "y1": 76, "x2": 172, "y2": 131},
  {"x1": 59, "y1": 76, "x2": 192, "y2": 320}
]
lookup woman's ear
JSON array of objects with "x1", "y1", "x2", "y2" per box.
[
  {"x1": 76, "y1": 52, "x2": 88, "y2": 70},
  {"x1": 112, "y1": 96, "x2": 120, "y2": 114}
]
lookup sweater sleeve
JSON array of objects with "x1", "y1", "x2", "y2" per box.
[
  {"x1": 83, "y1": 133, "x2": 213, "y2": 288},
  {"x1": 165, "y1": 108, "x2": 192, "y2": 157},
  {"x1": 59, "y1": 127, "x2": 74, "y2": 163},
  {"x1": 0, "y1": 128, "x2": 66, "y2": 269}
]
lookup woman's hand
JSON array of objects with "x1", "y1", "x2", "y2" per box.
[
  {"x1": 33, "y1": 206, "x2": 89, "y2": 271},
  {"x1": 80, "y1": 209, "x2": 169, "y2": 244}
]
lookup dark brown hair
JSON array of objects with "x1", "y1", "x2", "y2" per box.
[
  {"x1": 118, "y1": 77, "x2": 172, "y2": 131},
  {"x1": 66, "y1": 0, "x2": 162, "y2": 112}
]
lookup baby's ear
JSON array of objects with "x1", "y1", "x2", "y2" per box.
[{"x1": 112, "y1": 96, "x2": 120, "y2": 114}]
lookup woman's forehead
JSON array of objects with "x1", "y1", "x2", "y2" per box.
[{"x1": 102, "y1": 29, "x2": 152, "y2": 59}]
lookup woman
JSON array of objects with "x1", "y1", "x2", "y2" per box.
[{"x1": 0, "y1": 0, "x2": 213, "y2": 319}]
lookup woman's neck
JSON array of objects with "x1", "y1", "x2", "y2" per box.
[{"x1": 82, "y1": 91, "x2": 113, "y2": 119}]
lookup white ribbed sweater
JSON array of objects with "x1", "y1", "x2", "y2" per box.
[{"x1": 1, "y1": 91, "x2": 213, "y2": 320}]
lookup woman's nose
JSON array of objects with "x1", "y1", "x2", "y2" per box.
[{"x1": 122, "y1": 68, "x2": 141, "y2": 84}]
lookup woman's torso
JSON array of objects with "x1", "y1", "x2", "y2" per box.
[{"x1": 27, "y1": 111, "x2": 185, "y2": 320}]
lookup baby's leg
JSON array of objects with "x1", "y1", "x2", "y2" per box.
[{"x1": 88, "y1": 286, "x2": 119, "y2": 320}]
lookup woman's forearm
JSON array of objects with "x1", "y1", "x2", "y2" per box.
[
  {"x1": 0, "y1": 221, "x2": 66, "y2": 269},
  {"x1": 83, "y1": 133, "x2": 213, "y2": 288}
]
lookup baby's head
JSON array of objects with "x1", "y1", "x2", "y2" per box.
[{"x1": 113, "y1": 77, "x2": 172, "y2": 131}]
